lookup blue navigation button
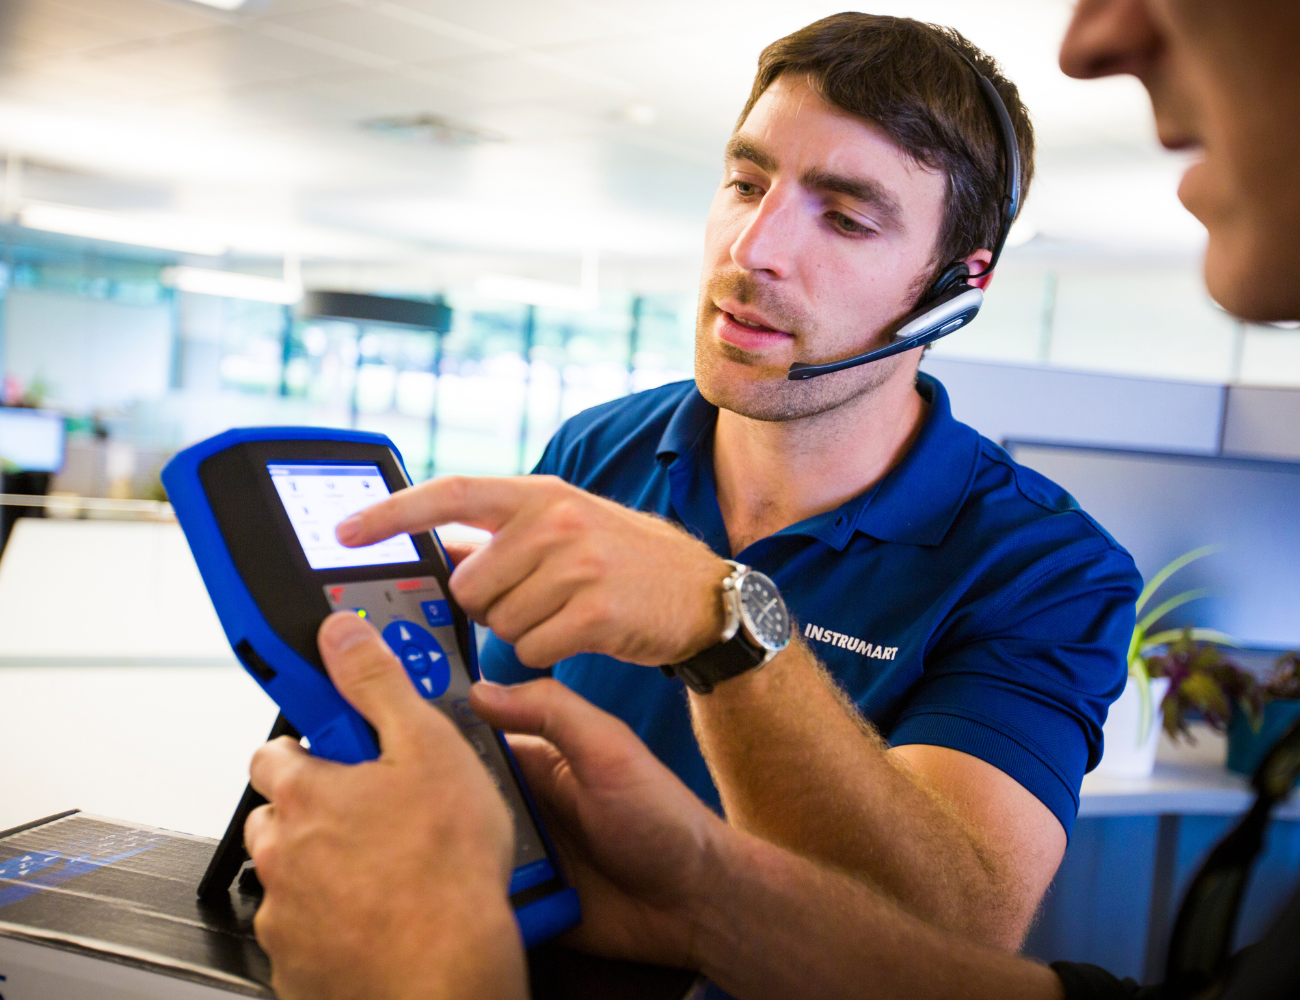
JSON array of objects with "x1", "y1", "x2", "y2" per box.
[
  {"x1": 421, "y1": 599, "x2": 452, "y2": 628},
  {"x1": 382, "y1": 619, "x2": 429, "y2": 653},
  {"x1": 383, "y1": 620, "x2": 450, "y2": 699}
]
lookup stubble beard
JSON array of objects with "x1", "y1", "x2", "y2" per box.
[{"x1": 693, "y1": 270, "x2": 906, "y2": 424}]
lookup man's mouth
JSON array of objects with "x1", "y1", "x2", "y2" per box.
[{"x1": 714, "y1": 303, "x2": 794, "y2": 351}]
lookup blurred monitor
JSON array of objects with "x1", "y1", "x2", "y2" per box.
[
  {"x1": 1007, "y1": 442, "x2": 1300, "y2": 651},
  {"x1": 0, "y1": 408, "x2": 65, "y2": 474}
]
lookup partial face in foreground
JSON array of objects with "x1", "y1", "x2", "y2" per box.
[
  {"x1": 694, "y1": 75, "x2": 989, "y2": 422},
  {"x1": 1061, "y1": 0, "x2": 1300, "y2": 323}
]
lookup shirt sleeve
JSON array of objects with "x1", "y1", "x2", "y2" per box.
[
  {"x1": 478, "y1": 629, "x2": 550, "y2": 684},
  {"x1": 887, "y1": 536, "x2": 1139, "y2": 838}
]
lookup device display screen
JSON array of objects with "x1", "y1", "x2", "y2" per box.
[{"x1": 269, "y1": 463, "x2": 419, "y2": 570}]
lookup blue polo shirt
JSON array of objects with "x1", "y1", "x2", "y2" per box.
[{"x1": 481, "y1": 375, "x2": 1140, "y2": 836}]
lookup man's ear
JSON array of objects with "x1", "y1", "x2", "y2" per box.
[{"x1": 964, "y1": 249, "x2": 995, "y2": 291}]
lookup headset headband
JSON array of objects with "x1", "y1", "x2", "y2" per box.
[{"x1": 960, "y1": 55, "x2": 1021, "y2": 278}]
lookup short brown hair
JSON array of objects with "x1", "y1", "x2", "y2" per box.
[{"x1": 738, "y1": 13, "x2": 1035, "y2": 274}]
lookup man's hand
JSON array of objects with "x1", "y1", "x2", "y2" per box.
[
  {"x1": 244, "y1": 613, "x2": 526, "y2": 1000},
  {"x1": 470, "y1": 678, "x2": 729, "y2": 969},
  {"x1": 337, "y1": 475, "x2": 729, "y2": 668}
]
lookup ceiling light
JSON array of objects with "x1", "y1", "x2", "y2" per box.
[
  {"x1": 620, "y1": 103, "x2": 658, "y2": 127},
  {"x1": 161, "y1": 266, "x2": 302, "y2": 305},
  {"x1": 188, "y1": 0, "x2": 252, "y2": 10},
  {"x1": 19, "y1": 203, "x2": 228, "y2": 256}
]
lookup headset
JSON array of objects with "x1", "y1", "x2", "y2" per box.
[{"x1": 787, "y1": 56, "x2": 1022, "y2": 381}]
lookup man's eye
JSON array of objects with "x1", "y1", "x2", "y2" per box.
[
  {"x1": 830, "y1": 212, "x2": 870, "y2": 236},
  {"x1": 731, "y1": 181, "x2": 761, "y2": 197}
]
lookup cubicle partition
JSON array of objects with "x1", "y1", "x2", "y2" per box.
[{"x1": 1006, "y1": 443, "x2": 1300, "y2": 651}]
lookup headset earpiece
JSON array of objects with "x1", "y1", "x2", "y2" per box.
[{"x1": 928, "y1": 261, "x2": 972, "y2": 300}]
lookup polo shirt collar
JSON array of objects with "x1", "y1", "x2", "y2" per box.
[
  {"x1": 654, "y1": 374, "x2": 980, "y2": 551},
  {"x1": 851, "y1": 373, "x2": 981, "y2": 547},
  {"x1": 656, "y1": 385, "x2": 717, "y2": 462}
]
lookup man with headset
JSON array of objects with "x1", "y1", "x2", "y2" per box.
[
  {"x1": 243, "y1": 2, "x2": 1300, "y2": 999},
  {"x1": 302, "y1": 12, "x2": 1138, "y2": 954}
]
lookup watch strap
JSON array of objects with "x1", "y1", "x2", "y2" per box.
[{"x1": 661, "y1": 631, "x2": 767, "y2": 695}]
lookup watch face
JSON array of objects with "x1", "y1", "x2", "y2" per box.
[{"x1": 738, "y1": 571, "x2": 791, "y2": 652}]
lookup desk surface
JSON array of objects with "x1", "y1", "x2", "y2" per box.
[{"x1": 1080, "y1": 724, "x2": 1300, "y2": 820}]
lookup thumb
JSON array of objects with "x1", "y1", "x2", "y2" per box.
[
  {"x1": 318, "y1": 612, "x2": 430, "y2": 754},
  {"x1": 470, "y1": 678, "x2": 637, "y2": 779}
]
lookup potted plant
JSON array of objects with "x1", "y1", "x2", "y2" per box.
[
  {"x1": 1097, "y1": 547, "x2": 1241, "y2": 778},
  {"x1": 1227, "y1": 652, "x2": 1300, "y2": 781},
  {"x1": 1146, "y1": 631, "x2": 1258, "y2": 741}
]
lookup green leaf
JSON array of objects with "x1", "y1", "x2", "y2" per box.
[
  {"x1": 1127, "y1": 623, "x2": 1146, "y2": 670},
  {"x1": 1181, "y1": 672, "x2": 1230, "y2": 719},
  {"x1": 1136, "y1": 589, "x2": 1209, "y2": 634},
  {"x1": 1239, "y1": 695, "x2": 1266, "y2": 733},
  {"x1": 1138, "y1": 668, "x2": 1154, "y2": 745},
  {"x1": 1135, "y1": 546, "x2": 1220, "y2": 617}
]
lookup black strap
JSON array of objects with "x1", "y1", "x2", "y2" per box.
[
  {"x1": 1162, "y1": 714, "x2": 1300, "y2": 996},
  {"x1": 661, "y1": 635, "x2": 765, "y2": 695}
]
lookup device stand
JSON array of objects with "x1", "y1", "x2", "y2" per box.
[{"x1": 198, "y1": 713, "x2": 300, "y2": 902}]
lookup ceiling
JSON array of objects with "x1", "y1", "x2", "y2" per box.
[{"x1": 0, "y1": 0, "x2": 1206, "y2": 293}]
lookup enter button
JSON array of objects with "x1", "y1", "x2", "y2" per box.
[{"x1": 402, "y1": 645, "x2": 429, "y2": 675}]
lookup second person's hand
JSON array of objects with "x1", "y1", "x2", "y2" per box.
[{"x1": 469, "y1": 677, "x2": 729, "y2": 970}]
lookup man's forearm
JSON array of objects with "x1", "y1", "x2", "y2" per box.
[
  {"x1": 692, "y1": 826, "x2": 1063, "y2": 1000},
  {"x1": 689, "y1": 641, "x2": 1017, "y2": 945}
]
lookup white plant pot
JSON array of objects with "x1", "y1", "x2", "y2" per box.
[{"x1": 1095, "y1": 675, "x2": 1172, "y2": 779}]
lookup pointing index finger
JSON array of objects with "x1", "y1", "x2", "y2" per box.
[{"x1": 336, "y1": 475, "x2": 531, "y2": 548}]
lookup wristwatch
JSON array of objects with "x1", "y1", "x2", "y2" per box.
[{"x1": 661, "y1": 560, "x2": 792, "y2": 694}]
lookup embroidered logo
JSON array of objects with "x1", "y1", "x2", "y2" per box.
[{"x1": 803, "y1": 622, "x2": 897, "y2": 660}]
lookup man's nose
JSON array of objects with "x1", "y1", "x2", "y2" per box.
[
  {"x1": 1059, "y1": 0, "x2": 1162, "y2": 81},
  {"x1": 730, "y1": 181, "x2": 801, "y2": 279}
]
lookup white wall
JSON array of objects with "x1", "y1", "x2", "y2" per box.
[
  {"x1": 2, "y1": 288, "x2": 173, "y2": 410},
  {"x1": 0, "y1": 519, "x2": 232, "y2": 664},
  {"x1": 929, "y1": 258, "x2": 1253, "y2": 385}
]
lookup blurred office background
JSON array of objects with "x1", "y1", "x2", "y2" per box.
[
  {"x1": 2, "y1": 0, "x2": 1299, "y2": 989},
  {"x1": 1, "y1": 0, "x2": 1297, "y2": 495}
]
